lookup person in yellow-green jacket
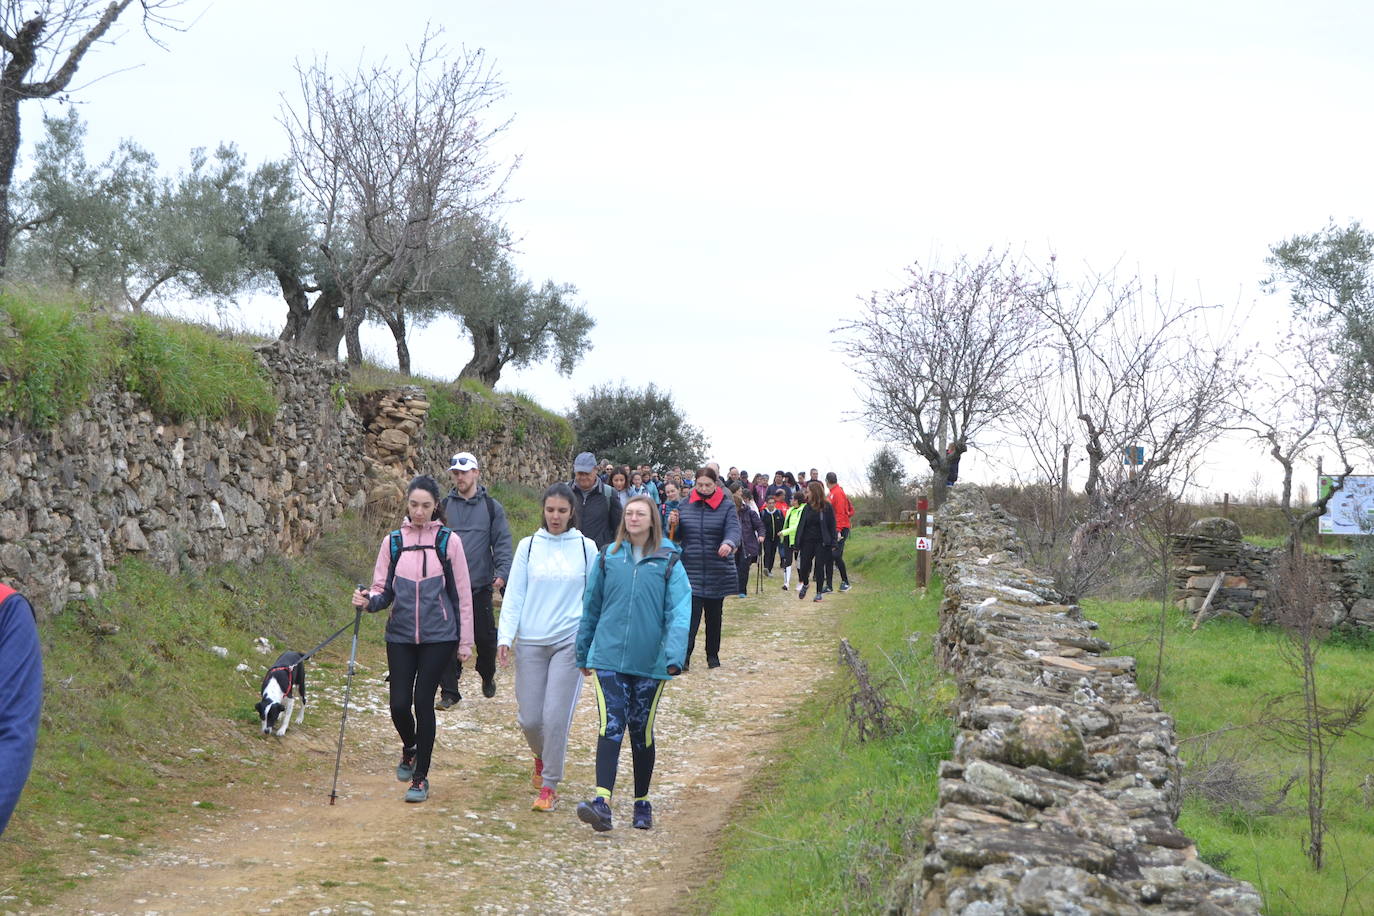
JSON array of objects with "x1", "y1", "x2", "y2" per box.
[{"x1": 779, "y1": 491, "x2": 805, "y2": 591}]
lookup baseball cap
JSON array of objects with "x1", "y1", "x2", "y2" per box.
[
  {"x1": 449, "y1": 452, "x2": 479, "y2": 471},
  {"x1": 573, "y1": 452, "x2": 597, "y2": 472}
]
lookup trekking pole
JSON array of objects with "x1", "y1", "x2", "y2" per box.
[{"x1": 328, "y1": 587, "x2": 366, "y2": 806}]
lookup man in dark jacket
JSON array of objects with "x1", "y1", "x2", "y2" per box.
[
  {"x1": 437, "y1": 452, "x2": 514, "y2": 706},
  {"x1": 0, "y1": 583, "x2": 41, "y2": 836},
  {"x1": 571, "y1": 452, "x2": 622, "y2": 549}
]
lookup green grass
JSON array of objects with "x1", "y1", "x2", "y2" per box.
[
  {"x1": 700, "y1": 528, "x2": 954, "y2": 914},
  {"x1": 1242, "y1": 533, "x2": 1356, "y2": 556},
  {"x1": 1085, "y1": 597, "x2": 1374, "y2": 915},
  {"x1": 0, "y1": 295, "x2": 278, "y2": 428},
  {"x1": 0, "y1": 293, "x2": 111, "y2": 426},
  {"x1": 120, "y1": 313, "x2": 276, "y2": 423}
]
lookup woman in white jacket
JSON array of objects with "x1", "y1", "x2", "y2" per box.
[{"x1": 497, "y1": 482, "x2": 599, "y2": 812}]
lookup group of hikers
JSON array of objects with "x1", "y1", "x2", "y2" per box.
[{"x1": 352, "y1": 450, "x2": 856, "y2": 833}]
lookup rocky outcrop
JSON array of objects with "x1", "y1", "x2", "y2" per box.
[
  {"x1": 888, "y1": 490, "x2": 1261, "y2": 915},
  {"x1": 0, "y1": 344, "x2": 571, "y2": 618}
]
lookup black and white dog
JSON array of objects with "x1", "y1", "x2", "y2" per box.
[{"x1": 256, "y1": 651, "x2": 307, "y2": 736}]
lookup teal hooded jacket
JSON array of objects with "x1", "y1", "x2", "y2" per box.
[{"x1": 576, "y1": 537, "x2": 691, "y2": 678}]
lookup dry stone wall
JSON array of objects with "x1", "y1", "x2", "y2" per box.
[
  {"x1": 888, "y1": 489, "x2": 1262, "y2": 915},
  {"x1": 1171, "y1": 517, "x2": 1374, "y2": 630},
  {"x1": 0, "y1": 343, "x2": 570, "y2": 618}
]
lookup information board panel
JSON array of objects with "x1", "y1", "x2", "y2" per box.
[{"x1": 1318, "y1": 475, "x2": 1374, "y2": 535}]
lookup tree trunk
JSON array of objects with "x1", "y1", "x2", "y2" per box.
[
  {"x1": 0, "y1": 87, "x2": 25, "y2": 273},
  {"x1": 459, "y1": 322, "x2": 504, "y2": 386},
  {"x1": 277, "y1": 271, "x2": 345, "y2": 358},
  {"x1": 383, "y1": 310, "x2": 409, "y2": 376}
]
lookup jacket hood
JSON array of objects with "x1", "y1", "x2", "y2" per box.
[
  {"x1": 533, "y1": 526, "x2": 586, "y2": 543},
  {"x1": 401, "y1": 517, "x2": 444, "y2": 534}
]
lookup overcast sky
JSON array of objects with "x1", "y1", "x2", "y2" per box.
[{"x1": 44, "y1": 0, "x2": 1374, "y2": 495}]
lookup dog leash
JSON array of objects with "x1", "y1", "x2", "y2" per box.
[{"x1": 296, "y1": 617, "x2": 359, "y2": 664}]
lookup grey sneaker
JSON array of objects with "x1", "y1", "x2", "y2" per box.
[
  {"x1": 404, "y1": 777, "x2": 429, "y2": 803},
  {"x1": 396, "y1": 746, "x2": 416, "y2": 782},
  {"x1": 840, "y1": 582, "x2": 851, "y2": 592},
  {"x1": 435, "y1": 694, "x2": 460, "y2": 711}
]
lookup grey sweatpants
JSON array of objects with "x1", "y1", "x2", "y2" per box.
[{"x1": 514, "y1": 635, "x2": 583, "y2": 789}]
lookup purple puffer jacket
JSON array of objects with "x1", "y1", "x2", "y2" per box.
[{"x1": 737, "y1": 502, "x2": 765, "y2": 558}]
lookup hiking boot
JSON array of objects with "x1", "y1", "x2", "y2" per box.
[
  {"x1": 532, "y1": 757, "x2": 544, "y2": 789},
  {"x1": 798, "y1": 583, "x2": 808, "y2": 600},
  {"x1": 632, "y1": 800, "x2": 653, "y2": 830},
  {"x1": 577, "y1": 796, "x2": 613, "y2": 832},
  {"x1": 707, "y1": 657, "x2": 721, "y2": 669},
  {"x1": 396, "y1": 746, "x2": 417, "y2": 782},
  {"x1": 813, "y1": 593, "x2": 824, "y2": 602},
  {"x1": 404, "y1": 777, "x2": 429, "y2": 802},
  {"x1": 435, "y1": 693, "x2": 460, "y2": 711},
  {"x1": 840, "y1": 582, "x2": 851, "y2": 592},
  {"x1": 532, "y1": 786, "x2": 558, "y2": 812},
  {"x1": 482, "y1": 677, "x2": 497, "y2": 698}
]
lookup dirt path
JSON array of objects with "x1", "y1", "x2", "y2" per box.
[{"x1": 33, "y1": 577, "x2": 852, "y2": 915}]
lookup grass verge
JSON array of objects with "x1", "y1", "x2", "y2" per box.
[
  {"x1": 697, "y1": 528, "x2": 953, "y2": 914},
  {"x1": 1086, "y1": 597, "x2": 1374, "y2": 915}
]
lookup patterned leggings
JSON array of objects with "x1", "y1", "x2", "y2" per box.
[{"x1": 592, "y1": 670, "x2": 667, "y2": 799}]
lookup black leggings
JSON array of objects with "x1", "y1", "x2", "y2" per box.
[
  {"x1": 735, "y1": 551, "x2": 755, "y2": 594},
  {"x1": 798, "y1": 539, "x2": 831, "y2": 588},
  {"x1": 686, "y1": 596, "x2": 723, "y2": 665},
  {"x1": 386, "y1": 640, "x2": 456, "y2": 781}
]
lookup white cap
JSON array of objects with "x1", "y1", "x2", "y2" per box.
[{"x1": 449, "y1": 452, "x2": 479, "y2": 471}]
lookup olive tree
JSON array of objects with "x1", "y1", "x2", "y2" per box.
[{"x1": 0, "y1": 0, "x2": 185, "y2": 270}]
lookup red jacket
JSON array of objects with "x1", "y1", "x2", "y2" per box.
[{"x1": 829, "y1": 485, "x2": 854, "y2": 530}]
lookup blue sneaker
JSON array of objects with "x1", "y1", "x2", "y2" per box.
[
  {"x1": 632, "y1": 800, "x2": 653, "y2": 830},
  {"x1": 840, "y1": 582, "x2": 851, "y2": 592},
  {"x1": 404, "y1": 777, "x2": 429, "y2": 802},
  {"x1": 577, "y1": 796, "x2": 613, "y2": 832},
  {"x1": 396, "y1": 746, "x2": 416, "y2": 782},
  {"x1": 738, "y1": 592, "x2": 748, "y2": 598}
]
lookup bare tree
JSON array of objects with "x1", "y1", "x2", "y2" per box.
[
  {"x1": 1037, "y1": 268, "x2": 1239, "y2": 504},
  {"x1": 1226, "y1": 330, "x2": 1360, "y2": 554},
  {"x1": 838, "y1": 250, "x2": 1046, "y2": 507},
  {"x1": 1262, "y1": 549, "x2": 1372, "y2": 870},
  {"x1": 0, "y1": 0, "x2": 185, "y2": 270},
  {"x1": 278, "y1": 27, "x2": 514, "y2": 363},
  {"x1": 1030, "y1": 266, "x2": 1240, "y2": 597}
]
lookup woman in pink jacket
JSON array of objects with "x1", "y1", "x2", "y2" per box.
[{"x1": 353, "y1": 475, "x2": 474, "y2": 802}]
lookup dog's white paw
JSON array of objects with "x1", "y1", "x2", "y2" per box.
[{"x1": 274, "y1": 726, "x2": 288, "y2": 737}]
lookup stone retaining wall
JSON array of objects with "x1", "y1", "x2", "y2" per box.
[
  {"x1": 888, "y1": 489, "x2": 1261, "y2": 914},
  {"x1": 0, "y1": 343, "x2": 570, "y2": 618}
]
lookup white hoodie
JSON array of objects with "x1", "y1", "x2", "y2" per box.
[{"x1": 496, "y1": 527, "x2": 599, "y2": 647}]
